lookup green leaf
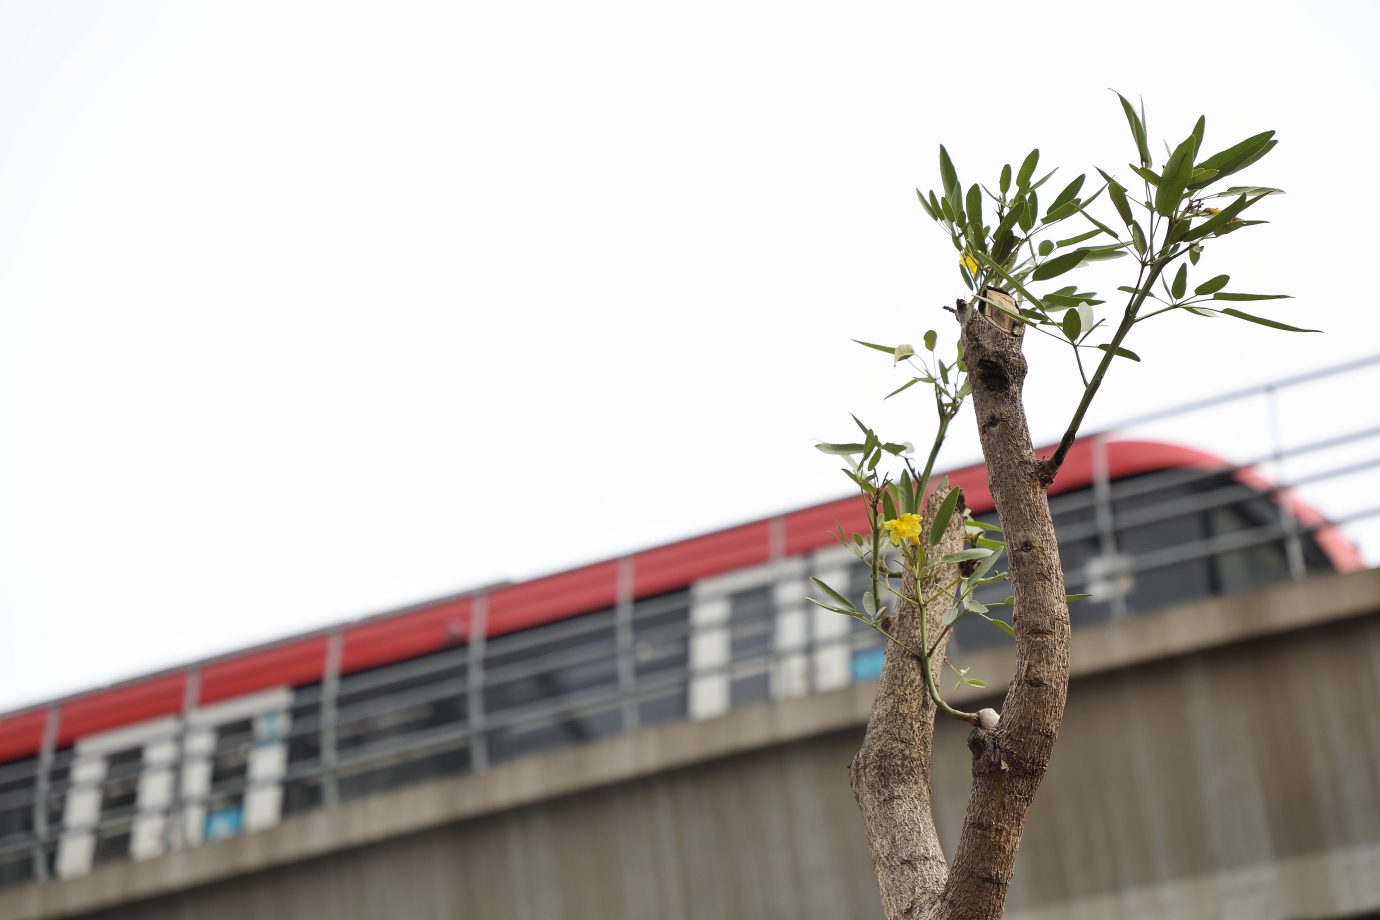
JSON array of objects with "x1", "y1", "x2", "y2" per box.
[
  {"x1": 1077, "y1": 207, "x2": 1120, "y2": 241},
  {"x1": 1001, "y1": 596, "x2": 1014, "y2": 606},
  {"x1": 1046, "y1": 174, "x2": 1086, "y2": 217},
  {"x1": 881, "y1": 489, "x2": 897, "y2": 522},
  {"x1": 999, "y1": 164, "x2": 1011, "y2": 195},
  {"x1": 862, "y1": 590, "x2": 877, "y2": 619},
  {"x1": 990, "y1": 618, "x2": 1015, "y2": 637},
  {"x1": 940, "y1": 548, "x2": 994, "y2": 563},
  {"x1": 1038, "y1": 239, "x2": 1054, "y2": 257},
  {"x1": 1028, "y1": 168, "x2": 1058, "y2": 192},
  {"x1": 1033, "y1": 250, "x2": 1087, "y2": 281},
  {"x1": 1191, "y1": 131, "x2": 1276, "y2": 187},
  {"x1": 1178, "y1": 192, "x2": 1262, "y2": 243},
  {"x1": 924, "y1": 330, "x2": 937, "y2": 351},
  {"x1": 1016, "y1": 149, "x2": 1039, "y2": 189},
  {"x1": 1171, "y1": 264, "x2": 1188, "y2": 300},
  {"x1": 893, "y1": 343, "x2": 915, "y2": 364},
  {"x1": 1219, "y1": 308, "x2": 1319, "y2": 332},
  {"x1": 1066, "y1": 594, "x2": 1093, "y2": 602},
  {"x1": 929, "y1": 488, "x2": 962, "y2": 545},
  {"x1": 916, "y1": 189, "x2": 938, "y2": 220},
  {"x1": 1044, "y1": 288, "x2": 1103, "y2": 308},
  {"x1": 1096, "y1": 343, "x2": 1140, "y2": 362},
  {"x1": 853, "y1": 340, "x2": 897, "y2": 355},
  {"x1": 1155, "y1": 134, "x2": 1198, "y2": 217},
  {"x1": 1057, "y1": 228, "x2": 1102, "y2": 248},
  {"x1": 1130, "y1": 221, "x2": 1147, "y2": 255},
  {"x1": 965, "y1": 518, "x2": 1002, "y2": 532},
  {"x1": 1212, "y1": 292, "x2": 1292, "y2": 301},
  {"x1": 1062, "y1": 308, "x2": 1081, "y2": 341},
  {"x1": 885, "y1": 378, "x2": 924, "y2": 400},
  {"x1": 966, "y1": 184, "x2": 984, "y2": 245},
  {"x1": 939, "y1": 145, "x2": 960, "y2": 200},
  {"x1": 1128, "y1": 164, "x2": 1160, "y2": 187},
  {"x1": 1194, "y1": 274, "x2": 1230, "y2": 296},
  {"x1": 1115, "y1": 92, "x2": 1151, "y2": 166},
  {"x1": 816, "y1": 442, "x2": 866, "y2": 455},
  {"x1": 806, "y1": 598, "x2": 855, "y2": 616},
  {"x1": 811, "y1": 577, "x2": 857, "y2": 612},
  {"x1": 1207, "y1": 186, "x2": 1284, "y2": 199},
  {"x1": 941, "y1": 605, "x2": 963, "y2": 628},
  {"x1": 1189, "y1": 115, "x2": 1205, "y2": 158},
  {"x1": 1019, "y1": 190, "x2": 1036, "y2": 231}
]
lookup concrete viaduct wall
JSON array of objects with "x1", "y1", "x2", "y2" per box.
[{"x1": 4, "y1": 570, "x2": 1379, "y2": 920}]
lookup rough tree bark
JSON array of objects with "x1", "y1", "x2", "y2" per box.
[{"x1": 851, "y1": 291, "x2": 1072, "y2": 920}]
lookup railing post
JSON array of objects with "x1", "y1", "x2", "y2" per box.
[
  {"x1": 616, "y1": 557, "x2": 639, "y2": 733},
  {"x1": 31, "y1": 702, "x2": 59, "y2": 882},
  {"x1": 1093, "y1": 433, "x2": 1129, "y2": 617},
  {"x1": 320, "y1": 628, "x2": 344, "y2": 808},
  {"x1": 1267, "y1": 386, "x2": 1307, "y2": 580},
  {"x1": 165, "y1": 667, "x2": 200, "y2": 852},
  {"x1": 467, "y1": 595, "x2": 489, "y2": 771}
]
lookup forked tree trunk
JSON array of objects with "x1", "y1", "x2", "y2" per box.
[{"x1": 850, "y1": 294, "x2": 1073, "y2": 920}]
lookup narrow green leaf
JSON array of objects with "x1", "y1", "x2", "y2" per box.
[
  {"x1": 1130, "y1": 221, "x2": 1146, "y2": 255},
  {"x1": 1096, "y1": 343, "x2": 1140, "y2": 362},
  {"x1": 990, "y1": 618, "x2": 1015, "y2": 637},
  {"x1": 1194, "y1": 275, "x2": 1230, "y2": 295},
  {"x1": 941, "y1": 605, "x2": 963, "y2": 628},
  {"x1": 1065, "y1": 593, "x2": 1093, "y2": 602},
  {"x1": 1019, "y1": 190, "x2": 1036, "y2": 231},
  {"x1": 999, "y1": 164, "x2": 1011, "y2": 195},
  {"x1": 815, "y1": 442, "x2": 866, "y2": 455},
  {"x1": 805, "y1": 598, "x2": 856, "y2": 616},
  {"x1": 1016, "y1": 149, "x2": 1039, "y2": 189},
  {"x1": 1179, "y1": 193, "x2": 1261, "y2": 243},
  {"x1": 940, "y1": 548, "x2": 994, "y2": 563},
  {"x1": 939, "y1": 145, "x2": 960, "y2": 199},
  {"x1": 966, "y1": 184, "x2": 984, "y2": 245},
  {"x1": 1078, "y1": 207, "x2": 1120, "y2": 240},
  {"x1": 1057, "y1": 228, "x2": 1102, "y2": 248},
  {"x1": 1171, "y1": 264, "x2": 1188, "y2": 300},
  {"x1": 853, "y1": 340, "x2": 896, "y2": 354},
  {"x1": 965, "y1": 518, "x2": 1002, "y2": 532},
  {"x1": 1219, "y1": 308, "x2": 1319, "y2": 332},
  {"x1": 1155, "y1": 134, "x2": 1198, "y2": 217},
  {"x1": 1128, "y1": 164, "x2": 1160, "y2": 187},
  {"x1": 929, "y1": 488, "x2": 962, "y2": 545},
  {"x1": 916, "y1": 189, "x2": 938, "y2": 220},
  {"x1": 880, "y1": 489, "x2": 897, "y2": 522},
  {"x1": 885, "y1": 378, "x2": 924, "y2": 400},
  {"x1": 811, "y1": 577, "x2": 857, "y2": 612},
  {"x1": 1212, "y1": 292, "x2": 1292, "y2": 301},
  {"x1": 1046, "y1": 174, "x2": 1086, "y2": 217},
  {"x1": 1192, "y1": 131, "x2": 1276, "y2": 187},
  {"x1": 1115, "y1": 92, "x2": 1151, "y2": 166},
  {"x1": 863, "y1": 590, "x2": 877, "y2": 619},
  {"x1": 1033, "y1": 250, "x2": 1087, "y2": 281},
  {"x1": 924, "y1": 330, "x2": 937, "y2": 351}
]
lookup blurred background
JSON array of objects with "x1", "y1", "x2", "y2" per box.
[{"x1": 0, "y1": 2, "x2": 1378, "y2": 919}]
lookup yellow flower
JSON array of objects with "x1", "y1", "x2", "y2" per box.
[
  {"x1": 960, "y1": 254, "x2": 979, "y2": 275},
  {"x1": 1205, "y1": 207, "x2": 1221, "y2": 215},
  {"x1": 883, "y1": 513, "x2": 924, "y2": 546}
]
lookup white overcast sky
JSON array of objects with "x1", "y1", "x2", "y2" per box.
[{"x1": 1, "y1": 0, "x2": 1377, "y2": 712}]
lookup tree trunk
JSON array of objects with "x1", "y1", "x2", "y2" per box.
[{"x1": 851, "y1": 294, "x2": 1072, "y2": 920}]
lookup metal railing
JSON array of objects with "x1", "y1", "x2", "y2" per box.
[{"x1": 2, "y1": 354, "x2": 1378, "y2": 887}]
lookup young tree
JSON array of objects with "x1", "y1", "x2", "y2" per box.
[{"x1": 811, "y1": 94, "x2": 1312, "y2": 920}]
